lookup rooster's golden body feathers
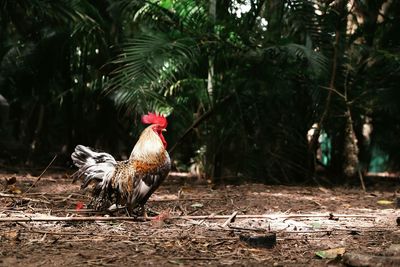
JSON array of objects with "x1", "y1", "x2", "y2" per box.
[{"x1": 72, "y1": 114, "x2": 170, "y2": 215}]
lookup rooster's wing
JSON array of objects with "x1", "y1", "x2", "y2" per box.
[{"x1": 112, "y1": 157, "x2": 170, "y2": 209}]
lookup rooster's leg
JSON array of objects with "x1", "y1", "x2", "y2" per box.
[
  {"x1": 125, "y1": 207, "x2": 132, "y2": 217},
  {"x1": 141, "y1": 204, "x2": 148, "y2": 218},
  {"x1": 124, "y1": 204, "x2": 136, "y2": 217}
]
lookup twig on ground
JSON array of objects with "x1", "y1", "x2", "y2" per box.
[
  {"x1": 0, "y1": 193, "x2": 51, "y2": 204},
  {"x1": 171, "y1": 257, "x2": 220, "y2": 261},
  {"x1": 175, "y1": 213, "x2": 377, "y2": 221},
  {"x1": 0, "y1": 216, "x2": 150, "y2": 222},
  {"x1": 169, "y1": 257, "x2": 220, "y2": 261},
  {"x1": 23, "y1": 229, "x2": 132, "y2": 238},
  {"x1": 24, "y1": 155, "x2": 58, "y2": 194},
  {"x1": 24, "y1": 192, "x2": 88, "y2": 197},
  {"x1": 283, "y1": 228, "x2": 397, "y2": 234},
  {"x1": 222, "y1": 211, "x2": 238, "y2": 227},
  {"x1": 149, "y1": 197, "x2": 223, "y2": 202},
  {"x1": 281, "y1": 214, "x2": 376, "y2": 221},
  {"x1": 193, "y1": 212, "x2": 218, "y2": 227},
  {"x1": 228, "y1": 225, "x2": 266, "y2": 232},
  {"x1": 0, "y1": 208, "x2": 103, "y2": 215},
  {"x1": 0, "y1": 213, "x2": 378, "y2": 223}
]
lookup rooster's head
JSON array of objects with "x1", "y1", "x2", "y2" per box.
[{"x1": 141, "y1": 112, "x2": 168, "y2": 148}]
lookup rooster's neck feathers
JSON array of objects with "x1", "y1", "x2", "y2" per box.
[{"x1": 130, "y1": 125, "x2": 166, "y2": 161}]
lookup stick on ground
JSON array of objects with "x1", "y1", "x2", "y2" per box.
[
  {"x1": 24, "y1": 155, "x2": 58, "y2": 194},
  {"x1": 0, "y1": 216, "x2": 150, "y2": 222},
  {"x1": 0, "y1": 213, "x2": 377, "y2": 223},
  {"x1": 222, "y1": 211, "x2": 238, "y2": 227}
]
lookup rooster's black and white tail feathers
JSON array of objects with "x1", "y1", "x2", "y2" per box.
[{"x1": 71, "y1": 145, "x2": 116, "y2": 189}]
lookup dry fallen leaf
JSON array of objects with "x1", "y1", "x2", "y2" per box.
[
  {"x1": 315, "y1": 247, "x2": 346, "y2": 259},
  {"x1": 191, "y1": 203, "x2": 204, "y2": 208},
  {"x1": 1, "y1": 230, "x2": 20, "y2": 241},
  {"x1": 377, "y1": 200, "x2": 394, "y2": 205},
  {"x1": 318, "y1": 187, "x2": 330, "y2": 194},
  {"x1": 8, "y1": 185, "x2": 22, "y2": 194}
]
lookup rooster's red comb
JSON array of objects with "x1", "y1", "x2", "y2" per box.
[{"x1": 141, "y1": 112, "x2": 168, "y2": 128}]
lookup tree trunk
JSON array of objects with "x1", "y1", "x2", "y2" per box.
[
  {"x1": 264, "y1": 0, "x2": 284, "y2": 43},
  {"x1": 207, "y1": 0, "x2": 216, "y2": 102},
  {"x1": 342, "y1": 108, "x2": 359, "y2": 178},
  {"x1": 207, "y1": 0, "x2": 222, "y2": 184}
]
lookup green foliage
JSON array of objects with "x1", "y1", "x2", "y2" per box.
[
  {"x1": 0, "y1": 0, "x2": 130, "y2": 164},
  {"x1": 106, "y1": 0, "x2": 330, "y2": 182},
  {"x1": 108, "y1": 32, "x2": 200, "y2": 113}
]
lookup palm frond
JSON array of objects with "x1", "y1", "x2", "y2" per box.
[
  {"x1": 281, "y1": 43, "x2": 329, "y2": 76},
  {"x1": 107, "y1": 32, "x2": 199, "y2": 110}
]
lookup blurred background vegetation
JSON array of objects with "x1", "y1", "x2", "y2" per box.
[{"x1": 1, "y1": 0, "x2": 399, "y2": 184}]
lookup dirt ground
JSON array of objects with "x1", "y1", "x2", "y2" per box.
[{"x1": 0, "y1": 171, "x2": 399, "y2": 266}]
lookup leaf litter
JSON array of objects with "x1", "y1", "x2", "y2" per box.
[{"x1": 0, "y1": 171, "x2": 399, "y2": 266}]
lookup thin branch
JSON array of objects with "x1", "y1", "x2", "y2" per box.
[
  {"x1": 319, "y1": 85, "x2": 346, "y2": 99},
  {"x1": 24, "y1": 154, "x2": 58, "y2": 194},
  {"x1": 177, "y1": 214, "x2": 377, "y2": 220},
  {"x1": 171, "y1": 257, "x2": 220, "y2": 261},
  {"x1": 0, "y1": 216, "x2": 150, "y2": 222},
  {"x1": 6, "y1": 208, "x2": 103, "y2": 214},
  {"x1": 194, "y1": 212, "x2": 217, "y2": 226},
  {"x1": 19, "y1": 227, "x2": 133, "y2": 238},
  {"x1": 0, "y1": 193, "x2": 51, "y2": 204},
  {"x1": 228, "y1": 225, "x2": 265, "y2": 232},
  {"x1": 222, "y1": 211, "x2": 238, "y2": 227},
  {"x1": 358, "y1": 167, "x2": 366, "y2": 192},
  {"x1": 149, "y1": 197, "x2": 223, "y2": 202},
  {"x1": 0, "y1": 213, "x2": 377, "y2": 223},
  {"x1": 168, "y1": 94, "x2": 233, "y2": 154}
]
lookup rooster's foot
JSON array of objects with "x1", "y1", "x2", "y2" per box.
[
  {"x1": 138, "y1": 205, "x2": 159, "y2": 218},
  {"x1": 145, "y1": 208, "x2": 159, "y2": 217}
]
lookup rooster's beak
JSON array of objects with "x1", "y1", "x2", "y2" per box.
[{"x1": 162, "y1": 129, "x2": 167, "y2": 132}]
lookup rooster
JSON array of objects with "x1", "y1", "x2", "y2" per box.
[{"x1": 71, "y1": 112, "x2": 170, "y2": 216}]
